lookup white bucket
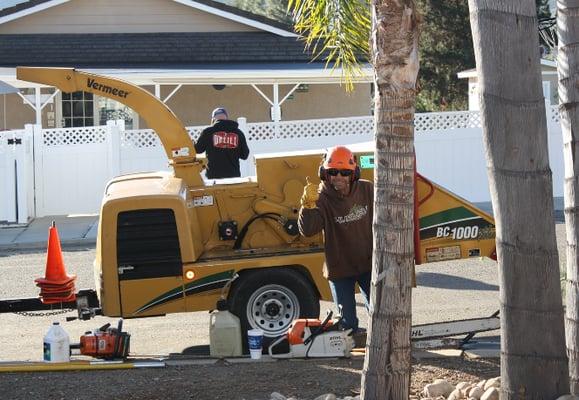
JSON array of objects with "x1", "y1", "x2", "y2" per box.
[{"x1": 43, "y1": 322, "x2": 70, "y2": 362}]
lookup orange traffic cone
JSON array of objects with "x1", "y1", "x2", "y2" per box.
[{"x1": 35, "y1": 221, "x2": 77, "y2": 304}]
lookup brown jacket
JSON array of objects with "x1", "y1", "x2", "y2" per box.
[{"x1": 298, "y1": 179, "x2": 373, "y2": 280}]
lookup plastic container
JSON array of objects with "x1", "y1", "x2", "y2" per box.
[
  {"x1": 209, "y1": 299, "x2": 242, "y2": 357},
  {"x1": 43, "y1": 321, "x2": 70, "y2": 362}
]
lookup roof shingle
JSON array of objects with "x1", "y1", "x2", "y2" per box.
[{"x1": 0, "y1": 32, "x2": 320, "y2": 67}]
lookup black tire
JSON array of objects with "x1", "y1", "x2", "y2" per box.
[{"x1": 228, "y1": 267, "x2": 320, "y2": 353}]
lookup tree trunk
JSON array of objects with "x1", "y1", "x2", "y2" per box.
[
  {"x1": 360, "y1": 2, "x2": 419, "y2": 399},
  {"x1": 469, "y1": 1, "x2": 569, "y2": 398},
  {"x1": 559, "y1": 0, "x2": 579, "y2": 393}
]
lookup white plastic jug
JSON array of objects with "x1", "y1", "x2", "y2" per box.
[
  {"x1": 43, "y1": 321, "x2": 70, "y2": 362},
  {"x1": 209, "y1": 300, "x2": 242, "y2": 357}
]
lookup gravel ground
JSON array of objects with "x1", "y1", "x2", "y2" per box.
[
  {"x1": 0, "y1": 356, "x2": 500, "y2": 400},
  {"x1": 0, "y1": 224, "x2": 567, "y2": 399}
]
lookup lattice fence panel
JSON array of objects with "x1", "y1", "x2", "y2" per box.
[
  {"x1": 43, "y1": 126, "x2": 107, "y2": 146},
  {"x1": 187, "y1": 126, "x2": 204, "y2": 142},
  {"x1": 415, "y1": 111, "x2": 481, "y2": 132},
  {"x1": 246, "y1": 117, "x2": 374, "y2": 140},
  {"x1": 123, "y1": 126, "x2": 205, "y2": 148},
  {"x1": 247, "y1": 122, "x2": 277, "y2": 141},
  {"x1": 550, "y1": 105, "x2": 560, "y2": 124},
  {"x1": 123, "y1": 129, "x2": 161, "y2": 148},
  {"x1": 279, "y1": 117, "x2": 373, "y2": 139}
]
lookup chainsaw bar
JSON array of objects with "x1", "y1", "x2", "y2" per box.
[{"x1": 410, "y1": 311, "x2": 499, "y2": 341}]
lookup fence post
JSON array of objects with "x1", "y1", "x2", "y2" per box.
[
  {"x1": 237, "y1": 117, "x2": 252, "y2": 176},
  {"x1": 0, "y1": 131, "x2": 11, "y2": 222},
  {"x1": 14, "y1": 126, "x2": 34, "y2": 223},
  {"x1": 30, "y1": 124, "x2": 44, "y2": 218},
  {"x1": 106, "y1": 120, "x2": 123, "y2": 178},
  {"x1": 237, "y1": 117, "x2": 247, "y2": 134}
]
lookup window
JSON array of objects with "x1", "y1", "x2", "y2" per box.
[
  {"x1": 62, "y1": 91, "x2": 93, "y2": 127},
  {"x1": 98, "y1": 97, "x2": 135, "y2": 129}
]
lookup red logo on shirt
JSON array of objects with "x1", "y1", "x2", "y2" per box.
[{"x1": 213, "y1": 132, "x2": 239, "y2": 149}]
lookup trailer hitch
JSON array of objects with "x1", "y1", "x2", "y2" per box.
[{"x1": 0, "y1": 289, "x2": 101, "y2": 321}]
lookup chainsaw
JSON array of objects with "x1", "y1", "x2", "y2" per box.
[
  {"x1": 268, "y1": 310, "x2": 353, "y2": 358},
  {"x1": 76, "y1": 319, "x2": 130, "y2": 360}
]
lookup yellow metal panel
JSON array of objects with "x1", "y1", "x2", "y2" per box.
[
  {"x1": 120, "y1": 277, "x2": 185, "y2": 317},
  {"x1": 182, "y1": 250, "x2": 330, "y2": 312}
]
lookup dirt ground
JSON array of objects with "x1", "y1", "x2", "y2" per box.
[{"x1": 0, "y1": 355, "x2": 499, "y2": 400}]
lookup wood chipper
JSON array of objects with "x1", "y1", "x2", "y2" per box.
[{"x1": 1, "y1": 67, "x2": 497, "y2": 350}]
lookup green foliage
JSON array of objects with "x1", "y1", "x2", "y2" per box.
[
  {"x1": 536, "y1": 0, "x2": 551, "y2": 19},
  {"x1": 228, "y1": 0, "x2": 293, "y2": 23},
  {"x1": 415, "y1": 0, "x2": 472, "y2": 112},
  {"x1": 288, "y1": 0, "x2": 371, "y2": 91},
  {"x1": 221, "y1": 0, "x2": 552, "y2": 111}
]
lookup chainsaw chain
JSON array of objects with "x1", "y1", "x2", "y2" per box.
[{"x1": 15, "y1": 309, "x2": 73, "y2": 317}]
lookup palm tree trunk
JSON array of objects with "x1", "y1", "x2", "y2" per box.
[
  {"x1": 361, "y1": 2, "x2": 419, "y2": 399},
  {"x1": 469, "y1": 0, "x2": 569, "y2": 397},
  {"x1": 559, "y1": 0, "x2": 579, "y2": 393}
]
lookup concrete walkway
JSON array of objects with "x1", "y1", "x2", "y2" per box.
[{"x1": 0, "y1": 215, "x2": 98, "y2": 251}]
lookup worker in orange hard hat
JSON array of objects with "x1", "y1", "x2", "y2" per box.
[{"x1": 298, "y1": 145, "x2": 373, "y2": 343}]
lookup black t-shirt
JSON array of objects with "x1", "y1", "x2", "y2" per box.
[{"x1": 194, "y1": 120, "x2": 250, "y2": 179}]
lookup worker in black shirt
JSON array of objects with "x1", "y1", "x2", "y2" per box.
[{"x1": 195, "y1": 107, "x2": 250, "y2": 179}]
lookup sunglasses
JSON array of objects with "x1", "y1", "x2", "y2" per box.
[{"x1": 327, "y1": 169, "x2": 353, "y2": 177}]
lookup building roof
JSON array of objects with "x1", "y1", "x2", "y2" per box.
[
  {"x1": 0, "y1": 0, "x2": 295, "y2": 36},
  {"x1": 0, "y1": 32, "x2": 320, "y2": 68},
  {"x1": 0, "y1": 1, "x2": 373, "y2": 87}
]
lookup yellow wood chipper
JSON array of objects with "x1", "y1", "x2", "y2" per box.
[{"x1": 1, "y1": 67, "x2": 497, "y2": 349}]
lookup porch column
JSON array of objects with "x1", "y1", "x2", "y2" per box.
[
  {"x1": 34, "y1": 87, "x2": 42, "y2": 126},
  {"x1": 250, "y1": 82, "x2": 301, "y2": 131},
  {"x1": 271, "y1": 83, "x2": 281, "y2": 122}
]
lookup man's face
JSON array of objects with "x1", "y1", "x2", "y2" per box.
[{"x1": 328, "y1": 169, "x2": 352, "y2": 193}]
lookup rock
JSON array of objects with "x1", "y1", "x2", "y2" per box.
[
  {"x1": 460, "y1": 384, "x2": 475, "y2": 397},
  {"x1": 483, "y1": 377, "x2": 500, "y2": 391},
  {"x1": 456, "y1": 382, "x2": 470, "y2": 392},
  {"x1": 447, "y1": 388, "x2": 464, "y2": 400},
  {"x1": 270, "y1": 393, "x2": 287, "y2": 400},
  {"x1": 476, "y1": 380, "x2": 486, "y2": 389},
  {"x1": 468, "y1": 386, "x2": 484, "y2": 399},
  {"x1": 480, "y1": 387, "x2": 499, "y2": 400},
  {"x1": 424, "y1": 380, "x2": 455, "y2": 398},
  {"x1": 556, "y1": 396, "x2": 579, "y2": 400},
  {"x1": 313, "y1": 395, "x2": 336, "y2": 400}
]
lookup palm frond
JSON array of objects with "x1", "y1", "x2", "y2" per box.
[{"x1": 288, "y1": 0, "x2": 371, "y2": 90}]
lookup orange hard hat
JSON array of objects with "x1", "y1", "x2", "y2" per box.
[{"x1": 323, "y1": 146, "x2": 356, "y2": 170}]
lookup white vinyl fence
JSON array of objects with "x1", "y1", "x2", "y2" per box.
[
  {"x1": 0, "y1": 128, "x2": 34, "y2": 223},
  {"x1": 0, "y1": 105, "x2": 564, "y2": 222}
]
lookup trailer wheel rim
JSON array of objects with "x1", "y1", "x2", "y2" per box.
[{"x1": 246, "y1": 284, "x2": 301, "y2": 337}]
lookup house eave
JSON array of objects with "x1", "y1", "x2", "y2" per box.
[
  {"x1": 0, "y1": 0, "x2": 70, "y2": 25},
  {"x1": 0, "y1": 0, "x2": 297, "y2": 37},
  {"x1": 173, "y1": 0, "x2": 297, "y2": 37},
  {"x1": 0, "y1": 64, "x2": 374, "y2": 88}
]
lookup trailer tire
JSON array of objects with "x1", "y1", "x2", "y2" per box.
[{"x1": 228, "y1": 267, "x2": 320, "y2": 353}]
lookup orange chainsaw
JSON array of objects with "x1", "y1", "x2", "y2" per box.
[
  {"x1": 76, "y1": 319, "x2": 130, "y2": 360},
  {"x1": 268, "y1": 310, "x2": 353, "y2": 358}
]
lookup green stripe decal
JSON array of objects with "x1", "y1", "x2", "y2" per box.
[
  {"x1": 419, "y1": 207, "x2": 477, "y2": 229},
  {"x1": 184, "y1": 270, "x2": 234, "y2": 291},
  {"x1": 133, "y1": 269, "x2": 235, "y2": 315}
]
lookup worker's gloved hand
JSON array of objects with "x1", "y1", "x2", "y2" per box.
[{"x1": 301, "y1": 177, "x2": 319, "y2": 209}]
